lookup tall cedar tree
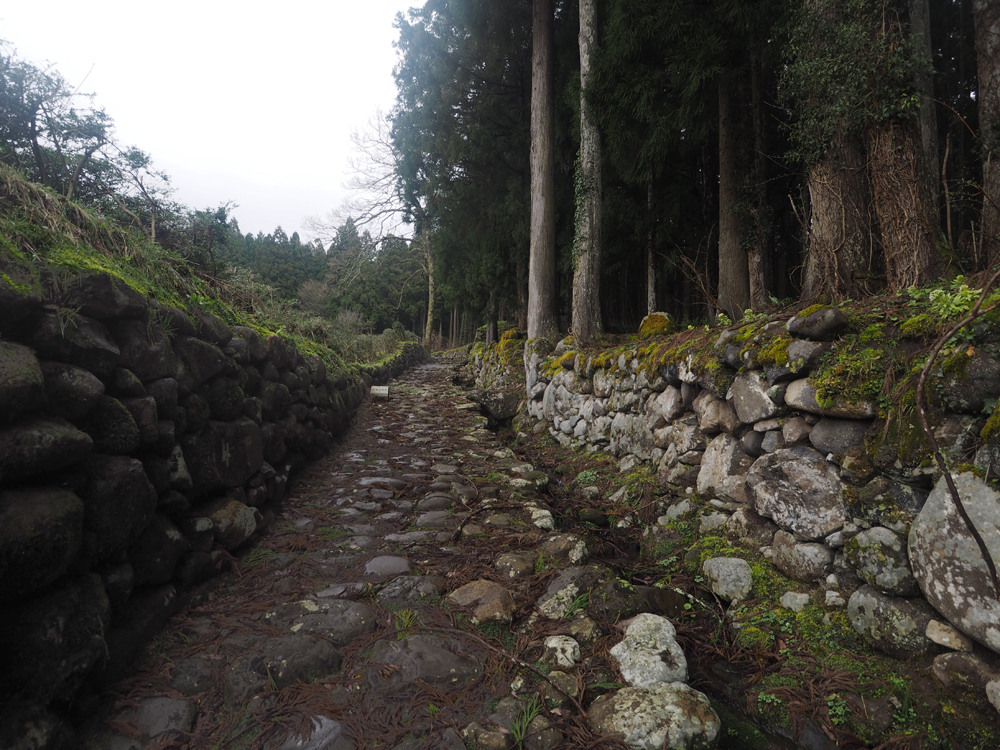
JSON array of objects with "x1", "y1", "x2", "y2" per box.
[
  {"x1": 572, "y1": 0, "x2": 603, "y2": 344},
  {"x1": 975, "y1": 0, "x2": 1000, "y2": 265},
  {"x1": 528, "y1": 0, "x2": 560, "y2": 341}
]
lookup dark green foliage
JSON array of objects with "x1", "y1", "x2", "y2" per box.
[
  {"x1": 391, "y1": 0, "x2": 537, "y2": 328},
  {"x1": 781, "y1": 0, "x2": 925, "y2": 167}
]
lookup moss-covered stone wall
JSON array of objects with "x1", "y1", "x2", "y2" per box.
[
  {"x1": 470, "y1": 307, "x2": 1000, "y2": 744},
  {"x1": 0, "y1": 270, "x2": 427, "y2": 719}
]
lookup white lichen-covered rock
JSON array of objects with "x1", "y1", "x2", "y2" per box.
[
  {"x1": 727, "y1": 371, "x2": 783, "y2": 425},
  {"x1": 771, "y1": 531, "x2": 833, "y2": 582},
  {"x1": 780, "y1": 592, "x2": 810, "y2": 613},
  {"x1": 611, "y1": 413, "x2": 655, "y2": 461},
  {"x1": 593, "y1": 368, "x2": 616, "y2": 398},
  {"x1": 702, "y1": 557, "x2": 753, "y2": 602},
  {"x1": 746, "y1": 446, "x2": 847, "y2": 540},
  {"x1": 207, "y1": 499, "x2": 260, "y2": 551},
  {"x1": 847, "y1": 585, "x2": 935, "y2": 659},
  {"x1": 784, "y1": 378, "x2": 877, "y2": 419},
  {"x1": 671, "y1": 418, "x2": 707, "y2": 454},
  {"x1": 542, "y1": 635, "x2": 581, "y2": 668},
  {"x1": 926, "y1": 619, "x2": 975, "y2": 652},
  {"x1": 588, "y1": 684, "x2": 720, "y2": 750},
  {"x1": 649, "y1": 386, "x2": 686, "y2": 429},
  {"x1": 909, "y1": 472, "x2": 1000, "y2": 654},
  {"x1": 987, "y1": 677, "x2": 1000, "y2": 715},
  {"x1": 610, "y1": 613, "x2": 688, "y2": 687},
  {"x1": 696, "y1": 434, "x2": 753, "y2": 503},
  {"x1": 691, "y1": 391, "x2": 737, "y2": 435},
  {"x1": 846, "y1": 526, "x2": 919, "y2": 597}
]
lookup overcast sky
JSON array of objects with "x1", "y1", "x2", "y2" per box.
[{"x1": 2, "y1": 1, "x2": 415, "y2": 239}]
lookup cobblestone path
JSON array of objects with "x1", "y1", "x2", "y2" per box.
[{"x1": 82, "y1": 357, "x2": 658, "y2": 750}]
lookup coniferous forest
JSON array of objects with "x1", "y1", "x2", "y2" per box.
[{"x1": 2, "y1": 0, "x2": 998, "y2": 347}]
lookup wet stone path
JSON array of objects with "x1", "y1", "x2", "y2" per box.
[{"x1": 83, "y1": 357, "x2": 669, "y2": 750}]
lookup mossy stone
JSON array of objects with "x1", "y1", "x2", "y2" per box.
[{"x1": 639, "y1": 312, "x2": 674, "y2": 340}]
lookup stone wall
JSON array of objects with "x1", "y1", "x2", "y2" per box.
[
  {"x1": 477, "y1": 308, "x2": 1000, "y2": 715},
  {"x1": 0, "y1": 270, "x2": 426, "y2": 717}
]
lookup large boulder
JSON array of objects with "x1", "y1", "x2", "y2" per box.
[
  {"x1": 930, "y1": 352, "x2": 1000, "y2": 414},
  {"x1": 0, "y1": 341, "x2": 44, "y2": 423},
  {"x1": 746, "y1": 447, "x2": 847, "y2": 540},
  {"x1": 76, "y1": 395, "x2": 140, "y2": 454},
  {"x1": 691, "y1": 391, "x2": 738, "y2": 434},
  {"x1": 808, "y1": 417, "x2": 871, "y2": 456},
  {"x1": 61, "y1": 271, "x2": 146, "y2": 319},
  {"x1": 0, "y1": 262, "x2": 44, "y2": 331},
  {"x1": 535, "y1": 566, "x2": 647, "y2": 621},
  {"x1": 197, "y1": 313, "x2": 233, "y2": 347},
  {"x1": 649, "y1": 386, "x2": 686, "y2": 428},
  {"x1": 727, "y1": 371, "x2": 783, "y2": 425},
  {"x1": 224, "y1": 634, "x2": 342, "y2": 704},
  {"x1": 639, "y1": 312, "x2": 674, "y2": 339},
  {"x1": 121, "y1": 396, "x2": 159, "y2": 449},
  {"x1": 109, "y1": 319, "x2": 178, "y2": 382},
  {"x1": 230, "y1": 327, "x2": 264, "y2": 363},
  {"x1": 588, "y1": 684, "x2": 721, "y2": 750},
  {"x1": 180, "y1": 418, "x2": 264, "y2": 493},
  {"x1": 846, "y1": 476, "x2": 927, "y2": 534},
  {"x1": 40, "y1": 361, "x2": 105, "y2": 419},
  {"x1": 78, "y1": 455, "x2": 158, "y2": 563},
  {"x1": 173, "y1": 336, "x2": 227, "y2": 384},
  {"x1": 367, "y1": 634, "x2": 482, "y2": 696},
  {"x1": 771, "y1": 531, "x2": 833, "y2": 583},
  {"x1": 0, "y1": 701, "x2": 75, "y2": 750},
  {"x1": 847, "y1": 585, "x2": 936, "y2": 659},
  {"x1": 0, "y1": 487, "x2": 83, "y2": 598},
  {"x1": 1, "y1": 574, "x2": 110, "y2": 702},
  {"x1": 786, "y1": 306, "x2": 849, "y2": 341},
  {"x1": 128, "y1": 514, "x2": 189, "y2": 586},
  {"x1": 610, "y1": 613, "x2": 687, "y2": 687},
  {"x1": 909, "y1": 473, "x2": 1000, "y2": 654},
  {"x1": 697, "y1": 434, "x2": 753, "y2": 503},
  {"x1": 469, "y1": 389, "x2": 521, "y2": 422},
  {"x1": 784, "y1": 378, "x2": 877, "y2": 419},
  {"x1": 29, "y1": 311, "x2": 120, "y2": 377},
  {"x1": 205, "y1": 498, "x2": 261, "y2": 550},
  {"x1": 0, "y1": 416, "x2": 93, "y2": 479},
  {"x1": 702, "y1": 557, "x2": 753, "y2": 602},
  {"x1": 846, "y1": 526, "x2": 919, "y2": 597},
  {"x1": 99, "y1": 585, "x2": 180, "y2": 686},
  {"x1": 201, "y1": 377, "x2": 246, "y2": 421},
  {"x1": 447, "y1": 579, "x2": 517, "y2": 624},
  {"x1": 763, "y1": 339, "x2": 831, "y2": 385}
]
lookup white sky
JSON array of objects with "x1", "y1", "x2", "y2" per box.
[{"x1": 1, "y1": 1, "x2": 415, "y2": 240}]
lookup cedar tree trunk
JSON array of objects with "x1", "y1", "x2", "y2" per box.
[
  {"x1": 572, "y1": 0, "x2": 602, "y2": 345},
  {"x1": 527, "y1": 0, "x2": 560, "y2": 341}
]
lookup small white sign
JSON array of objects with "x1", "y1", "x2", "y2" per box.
[{"x1": 371, "y1": 385, "x2": 389, "y2": 400}]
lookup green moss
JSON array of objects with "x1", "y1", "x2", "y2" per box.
[
  {"x1": 809, "y1": 341, "x2": 891, "y2": 413},
  {"x1": 639, "y1": 312, "x2": 674, "y2": 339},
  {"x1": 499, "y1": 327, "x2": 523, "y2": 344},
  {"x1": 938, "y1": 347, "x2": 973, "y2": 381},
  {"x1": 541, "y1": 349, "x2": 577, "y2": 378},
  {"x1": 735, "y1": 624, "x2": 773, "y2": 649},
  {"x1": 796, "y1": 303, "x2": 831, "y2": 319},
  {"x1": 900, "y1": 313, "x2": 936, "y2": 338},
  {"x1": 756, "y1": 334, "x2": 792, "y2": 369},
  {"x1": 0, "y1": 269, "x2": 38, "y2": 296}
]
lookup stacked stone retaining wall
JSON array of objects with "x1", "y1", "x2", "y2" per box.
[
  {"x1": 473, "y1": 310, "x2": 1000, "y2": 718},
  {"x1": 0, "y1": 270, "x2": 427, "y2": 719}
]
